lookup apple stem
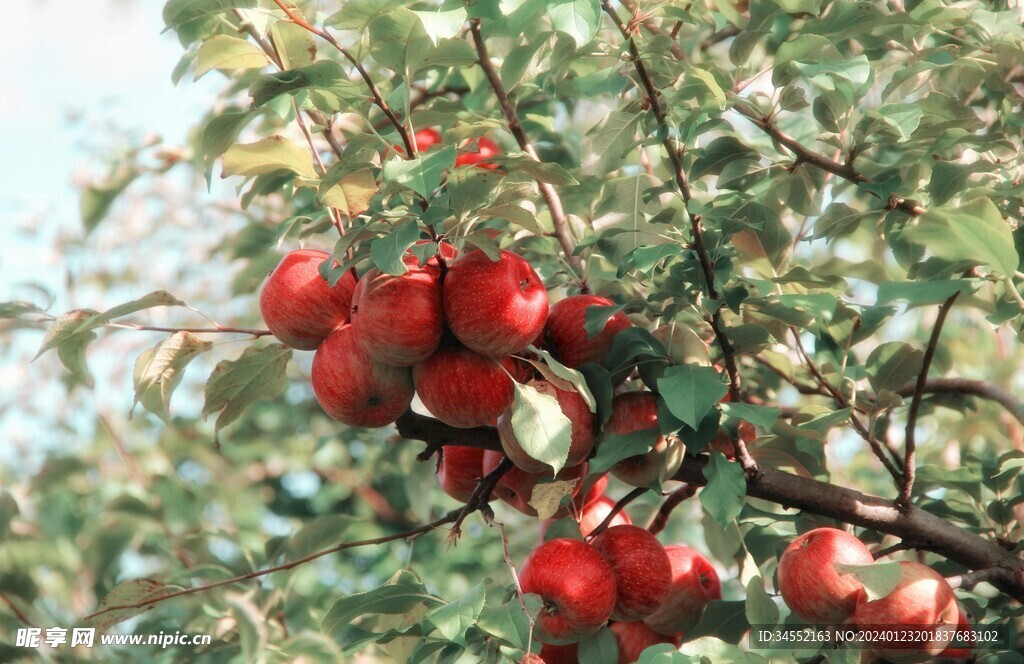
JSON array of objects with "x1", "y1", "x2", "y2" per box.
[{"x1": 647, "y1": 483, "x2": 697, "y2": 536}]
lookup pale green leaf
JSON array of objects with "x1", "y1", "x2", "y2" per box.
[
  {"x1": 133, "y1": 332, "x2": 213, "y2": 422},
  {"x1": 202, "y1": 344, "x2": 292, "y2": 443},
  {"x1": 510, "y1": 381, "x2": 573, "y2": 474},
  {"x1": 194, "y1": 35, "x2": 269, "y2": 80},
  {"x1": 221, "y1": 136, "x2": 318, "y2": 179}
]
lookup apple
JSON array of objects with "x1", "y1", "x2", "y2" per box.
[
  {"x1": 518, "y1": 538, "x2": 617, "y2": 645},
  {"x1": 392, "y1": 127, "x2": 442, "y2": 155},
  {"x1": 940, "y1": 606, "x2": 973, "y2": 661},
  {"x1": 850, "y1": 561, "x2": 958, "y2": 663},
  {"x1": 311, "y1": 324, "x2": 414, "y2": 427},
  {"x1": 350, "y1": 264, "x2": 444, "y2": 366},
  {"x1": 544, "y1": 295, "x2": 633, "y2": 368},
  {"x1": 537, "y1": 642, "x2": 579, "y2": 663},
  {"x1": 590, "y1": 525, "x2": 672, "y2": 622},
  {"x1": 259, "y1": 249, "x2": 357, "y2": 350},
  {"x1": 777, "y1": 527, "x2": 874, "y2": 624},
  {"x1": 519, "y1": 655, "x2": 546, "y2": 664},
  {"x1": 603, "y1": 392, "x2": 684, "y2": 487},
  {"x1": 643, "y1": 545, "x2": 721, "y2": 636},
  {"x1": 436, "y1": 445, "x2": 485, "y2": 503},
  {"x1": 580, "y1": 474, "x2": 609, "y2": 509},
  {"x1": 455, "y1": 136, "x2": 501, "y2": 169},
  {"x1": 497, "y1": 379, "x2": 595, "y2": 473},
  {"x1": 413, "y1": 346, "x2": 516, "y2": 428},
  {"x1": 578, "y1": 494, "x2": 633, "y2": 538},
  {"x1": 442, "y1": 248, "x2": 548, "y2": 357},
  {"x1": 482, "y1": 451, "x2": 588, "y2": 516},
  {"x1": 609, "y1": 621, "x2": 681, "y2": 664}
]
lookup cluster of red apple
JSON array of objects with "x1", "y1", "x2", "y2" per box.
[
  {"x1": 777, "y1": 527, "x2": 969, "y2": 663},
  {"x1": 506, "y1": 483, "x2": 720, "y2": 662}
]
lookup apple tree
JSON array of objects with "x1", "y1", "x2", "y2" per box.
[{"x1": 4, "y1": 0, "x2": 1024, "y2": 661}]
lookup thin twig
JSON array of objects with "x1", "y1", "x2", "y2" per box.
[
  {"x1": 895, "y1": 378, "x2": 1024, "y2": 426},
  {"x1": 493, "y1": 519, "x2": 535, "y2": 652},
  {"x1": 107, "y1": 323, "x2": 272, "y2": 337},
  {"x1": 601, "y1": 0, "x2": 746, "y2": 439},
  {"x1": 733, "y1": 105, "x2": 925, "y2": 216},
  {"x1": 791, "y1": 330, "x2": 903, "y2": 480},
  {"x1": 872, "y1": 541, "x2": 919, "y2": 560},
  {"x1": 899, "y1": 292, "x2": 959, "y2": 511},
  {"x1": 647, "y1": 484, "x2": 697, "y2": 535},
  {"x1": 468, "y1": 19, "x2": 587, "y2": 291},
  {"x1": 84, "y1": 512, "x2": 459, "y2": 620},
  {"x1": 1, "y1": 593, "x2": 31, "y2": 626},
  {"x1": 450, "y1": 456, "x2": 514, "y2": 540},
  {"x1": 585, "y1": 487, "x2": 648, "y2": 540}
]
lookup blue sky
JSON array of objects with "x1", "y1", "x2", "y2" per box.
[{"x1": 1, "y1": 0, "x2": 221, "y2": 469}]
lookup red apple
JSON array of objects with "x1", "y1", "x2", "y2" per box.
[
  {"x1": 350, "y1": 264, "x2": 443, "y2": 366},
  {"x1": 311, "y1": 325, "x2": 414, "y2": 427},
  {"x1": 455, "y1": 136, "x2": 501, "y2": 169},
  {"x1": 579, "y1": 495, "x2": 633, "y2": 538},
  {"x1": 590, "y1": 525, "x2": 672, "y2": 622},
  {"x1": 497, "y1": 379, "x2": 595, "y2": 473},
  {"x1": 413, "y1": 346, "x2": 516, "y2": 428},
  {"x1": 442, "y1": 249, "x2": 548, "y2": 357},
  {"x1": 850, "y1": 561, "x2": 958, "y2": 663},
  {"x1": 603, "y1": 392, "x2": 684, "y2": 487},
  {"x1": 482, "y1": 451, "x2": 588, "y2": 516},
  {"x1": 436, "y1": 445, "x2": 485, "y2": 503},
  {"x1": 643, "y1": 545, "x2": 721, "y2": 636},
  {"x1": 940, "y1": 606, "x2": 973, "y2": 660},
  {"x1": 777, "y1": 527, "x2": 874, "y2": 624},
  {"x1": 259, "y1": 249, "x2": 356, "y2": 350},
  {"x1": 609, "y1": 621, "x2": 681, "y2": 664},
  {"x1": 537, "y1": 641, "x2": 579, "y2": 663},
  {"x1": 545, "y1": 295, "x2": 633, "y2": 368},
  {"x1": 393, "y1": 127, "x2": 442, "y2": 155},
  {"x1": 518, "y1": 538, "x2": 617, "y2": 645},
  {"x1": 580, "y1": 474, "x2": 609, "y2": 509}
]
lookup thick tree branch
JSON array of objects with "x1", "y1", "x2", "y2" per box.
[
  {"x1": 396, "y1": 413, "x2": 1024, "y2": 603},
  {"x1": 899, "y1": 292, "x2": 960, "y2": 510},
  {"x1": 468, "y1": 19, "x2": 587, "y2": 291}
]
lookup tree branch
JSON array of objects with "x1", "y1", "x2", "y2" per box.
[
  {"x1": 467, "y1": 19, "x2": 587, "y2": 291},
  {"x1": 896, "y1": 377, "x2": 1024, "y2": 426},
  {"x1": 899, "y1": 292, "x2": 960, "y2": 511},
  {"x1": 107, "y1": 323, "x2": 272, "y2": 337},
  {"x1": 732, "y1": 105, "x2": 925, "y2": 216},
  {"x1": 601, "y1": 0, "x2": 746, "y2": 449},
  {"x1": 84, "y1": 512, "x2": 459, "y2": 621},
  {"x1": 647, "y1": 483, "x2": 697, "y2": 535},
  {"x1": 395, "y1": 412, "x2": 1024, "y2": 603}
]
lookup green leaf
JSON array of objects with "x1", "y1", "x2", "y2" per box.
[
  {"x1": 427, "y1": 581, "x2": 486, "y2": 643},
  {"x1": 509, "y1": 381, "x2": 573, "y2": 474},
  {"x1": 132, "y1": 332, "x2": 213, "y2": 422},
  {"x1": 163, "y1": 0, "x2": 256, "y2": 29},
  {"x1": 700, "y1": 451, "x2": 746, "y2": 527},
  {"x1": 81, "y1": 168, "x2": 141, "y2": 234},
  {"x1": 578, "y1": 628, "x2": 618, "y2": 664},
  {"x1": 581, "y1": 111, "x2": 641, "y2": 176},
  {"x1": 583, "y1": 304, "x2": 625, "y2": 340},
  {"x1": 523, "y1": 347, "x2": 598, "y2": 413},
  {"x1": 903, "y1": 197, "x2": 1017, "y2": 277},
  {"x1": 745, "y1": 575, "x2": 780, "y2": 627},
  {"x1": 202, "y1": 344, "x2": 292, "y2": 443},
  {"x1": 270, "y1": 19, "x2": 317, "y2": 70},
  {"x1": 412, "y1": 8, "x2": 467, "y2": 45},
  {"x1": 447, "y1": 166, "x2": 502, "y2": 222},
  {"x1": 249, "y1": 61, "x2": 363, "y2": 112},
  {"x1": 865, "y1": 341, "x2": 924, "y2": 394},
  {"x1": 546, "y1": 0, "x2": 601, "y2": 47},
  {"x1": 322, "y1": 569, "x2": 444, "y2": 646},
  {"x1": 381, "y1": 145, "x2": 456, "y2": 198},
  {"x1": 721, "y1": 403, "x2": 779, "y2": 430},
  {"x1": 690, "y1": 137, "x2": 759, "y2": 180},
  {"x1": 681, "y1": 599, "x2": 751, "y2": 644},
  {"x1": 194, "y1": 35, "x2": 269, "y2": 80},
  {"x1": 87, "y1": 579, "x2": 178, "y2": 630},
  {"x1": 370, "y1": 220, "x2": 421, "y2": 276},
  {"x1": 477, "y1": 601, "x2": 532, "y2": 649},
  {"x1": 0, "y1": 492, "x2": 19, "y2": 540},
  {"x1": 277, "y1": 515, "x2": 355, "y2": 560},
  {"x1": 491, "y1": 153, "x2": 579, "y2": 185},
  {"x1": 591, "y1": 428, "x2": 659, "y2": 475},
  {"x1": 0, "y1": 301, "x2": 45, "y2": 318},
  {"x1": 927, "y1": 161, "x2": 996, "y2": 207},
  {"x1": 200, "y1": 109, "x2": 253, "y2": 182},
  {"x1": 813, "y1": 202, "x2": 868, "y2": 241},
  {"x1": 658, "y1": 365, "x2": 729, "y2": 429},
  {"x1": 834, "y1": 561, "x2": 902, "y2": 602},
  {"x1": 876, "y1": 279, "x2": 977, "y2": 306},
  {"x1": 221, "y1": 136, "x2": 318, "y2": 180}
]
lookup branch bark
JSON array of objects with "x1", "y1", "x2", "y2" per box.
[{"x1": 396, "y1": 413, "x2": 1024, "y2": 603}]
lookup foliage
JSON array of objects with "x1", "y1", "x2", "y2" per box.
[{"x1": 4, "y1": 0, "x2": 1024, "y2": 661}]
